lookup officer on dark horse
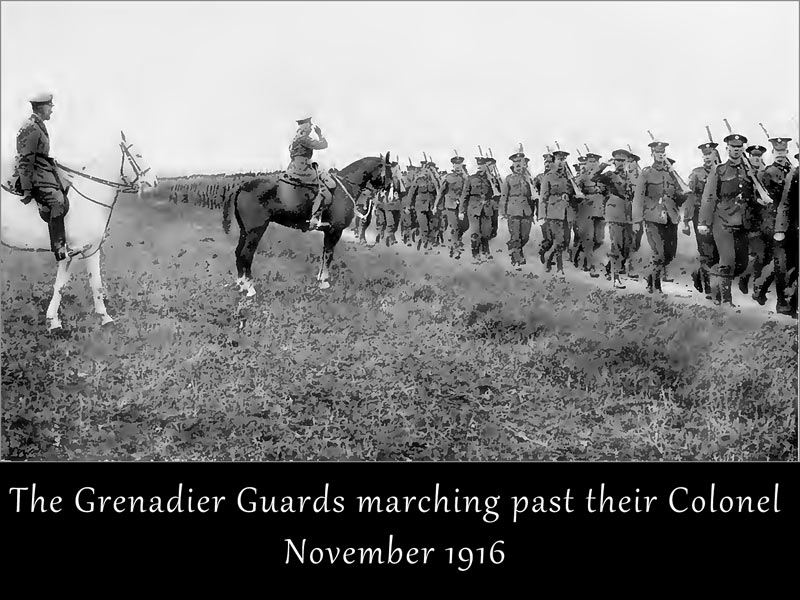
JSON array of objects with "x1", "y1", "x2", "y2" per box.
[{"x1": 222, "y1": 116, "x2": 393, "y2": 295}]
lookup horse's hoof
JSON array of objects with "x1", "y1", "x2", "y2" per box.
[{"x1": 318, "y1": 281, "x2": 331, "y2": 290}]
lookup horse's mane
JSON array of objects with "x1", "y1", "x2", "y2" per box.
[{"x1": 336, "y1": 156, "x2": 382, "y2": 179}]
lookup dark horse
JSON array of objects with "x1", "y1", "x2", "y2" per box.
[{"x1": 222, "y1": 153, "x2": 393, "y2": 295}]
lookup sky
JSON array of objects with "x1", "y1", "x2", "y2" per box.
[{"x1": 1, "y1": 1, "x2": 798, "y2": 179}]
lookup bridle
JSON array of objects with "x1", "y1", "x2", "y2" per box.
[
  {"x1": 50, "y1": 136, "x2": 150, "y2": 259},
  {"x1": 55, "y1": 139, "x2": 147, "y2": 197},
  {"x1": 329, "y1": 156, "x2": 392, "y2": 219}
]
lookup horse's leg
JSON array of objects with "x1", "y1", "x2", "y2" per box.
[
  {"x1": 317, "y1": 227, "x2": 343, "y2": 290},
  {"x1": 236, "y1": 223, "x2": 269, "y2": 297},
  {"x1": 46, "y1": 258, "x2": 75, "y2": 330},
  {"x1": 85, "y1": 253, "x2": 113, "y2": 326}
]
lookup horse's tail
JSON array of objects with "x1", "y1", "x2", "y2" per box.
[{"x1": 222, "y1": 184, "x2": 241, "y2": 235}]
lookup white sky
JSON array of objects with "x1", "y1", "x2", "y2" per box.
[{"x1": 2, "y1": 1, "x2": 798, "y2": 178}]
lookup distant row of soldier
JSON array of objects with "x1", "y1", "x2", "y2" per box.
[{"x1": 351, "y1": 135, "x2": 798, "y2": 318}]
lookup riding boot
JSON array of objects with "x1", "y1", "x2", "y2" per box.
[
  {"x1": 654, "y1": 270, "x2": 663, "y2": 293},
  {"x1": 48, "y1": 214, "x2": 67, "y2": 261},
  {"x1": 555, "y1": 250, "x2": 564, "y2": 274},
  {"x1": 482, "y1": 239, "x2": 493, "y2": 259},
  {"x1": 646, "y1": 274, "x2": 654, "y2": 294}
]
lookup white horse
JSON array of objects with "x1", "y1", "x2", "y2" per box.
[{"x1": 1, "y1": 131, "x2": 158, "y2": 330}]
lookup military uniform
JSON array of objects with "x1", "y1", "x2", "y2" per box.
[
  {"x1": 576, "y1": 153, "x2": 607, "y2": 276},
  {"x1": 500, "y1": 150, "x2": 534, "y2": 266},
  {"x1": 539, "y1": 152, "x2": 576, "y2": 273},
  {"x1": 632, "y1": 141, "x2": 687, "y2": 292},
  {"x1": 400, "y1": 167, "x2": 419, "y2": 245},
  {"x1": 436, "y1": 156, "x2": 467, "y2": 258},
  {"x1": 683, "y1": 142, "x2": 720, "y2": 296},
  {"x1": 748, "y1": 139, "x2": 793, "y2": 304},
  {"x1": 485, "y1": 157, "x2": 502, "y2": 241},
  {"x1": 774, "y1": 162, "x2": 798, "y2": 316},
  {"x1": 460, "y1": 158, "x2": 496, "y2": 261},
  {"x1": 353, "y1": 187, "x2": 374, "y2": 244},
  {"x1": 381, "y1": 163, "x2": 403, "y2": 246},
  {"x1": 535, "y1": 154, "x2": 554, "y2": 262},
  {"x1": 699, "y1": 134, "x2": 759, "y2": 304},
  {"x1": 591, "y1": 149, "x2": 632, "y2": 286},
  {"x1": 406, "y1": 164, "x2": 438, "y2": 250},
  {"x1": 11, "y1": 94, "x2": 69, "y2": 260}
]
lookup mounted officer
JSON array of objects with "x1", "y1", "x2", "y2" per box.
[
  {"x1": 283, "y1": 117, "x2": 334, "y2": 230},
  {"x1": 11, "y1": 93, "x2": 70, "y2": 261}
]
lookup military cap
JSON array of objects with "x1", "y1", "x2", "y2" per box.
[
  {"x1": 451, "y1": 155, "x2": 465, "y2": 164},
  {"x1": 543, "y1": 153, "x2": 553, "y2": 160},
  {"x1": 745, "y1": 145, "x2": 767, "y2": 156},
  {"x1": 577, "y1": 156, "x2": 587, "y2": 164},
  {"x1": 768, "y1": 137, "x2": 792, "y2": 151},
  {"x1": 475, "y1": 156, "x2": 488, "y2": 165},
  {"x1": 611, "y1": 149, "x2": 630, "y2": 160},
  {"x1": 723, "y1": 133, "x2": 747, "y2": 146},
  {"x1": 509, "y1": 143, "x2": 525, "y2": 161},
  {"x1": 552, "y1": 149, "x2": 569, "y2": 158},
  {"x1": 627, "y1": 153, "x2": 641, "y2": 162},
  {"x1": 296, "y1": 117, "x2": 312, "y2": 125},
  {"x1": 486, "y1": 157, "x2": 497, "y2": 165},
  {"x1": 30, "y1": 93, "x2": 54, "y2": 106},
  {"x1": 584, "y1": 152, "x2": 601, "y2": 160},
  {"x1": 648, "y1": 141, "x2": 669, "y2": 151},
  {"x1": 698, "y1": 142, "x2": 719, "y2": 154}
]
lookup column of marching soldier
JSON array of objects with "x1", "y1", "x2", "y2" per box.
[{"x1": 354, "y1": 132, "x2": 798, "y2": 318}]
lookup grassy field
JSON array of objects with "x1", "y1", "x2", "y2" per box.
[{"x1": 2, "y1": 187, "x2": 797, "y2": 461}]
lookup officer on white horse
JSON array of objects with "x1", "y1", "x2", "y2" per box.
[
  {"x1": 10, "y1": 93, "x2": 71, "y2": 262},
  {"x1": 286, "y1": 117, "x2": 335, "y2": 230}
]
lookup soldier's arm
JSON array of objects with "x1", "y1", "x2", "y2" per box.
[
  {"x1": 683, "y1": 170, "x2": 700, "y2": 222},
  {"x1": 698, "y1": 166, "x2": 719, "y2": 228},
  {"x1": 540, "y1": 175, "x2": 550, "y2": 202},
  {"x1": 499, "y1": 176, "x2": 510, "y2": 215},
  {"x1": 302, "y1": 136, "x2": 328, "y2": 151},
  {"x1": 16, "y1": 124, "x2": 40, "y2": 193},
  {"x1": 459, "y1": 177, "x2": 471, "y2": 206},
  {"x1": 774, "y1": 168, "x2": 797, "y2": 235},
  {"x1": 631, "y1": 171, "x2": 646, "y2": 223},
  {"x1": 435, "y1": 179, "x2": 447, "y2": 209}
]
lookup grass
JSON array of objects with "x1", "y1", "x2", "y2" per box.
[{"x1": 2, "y1": 188, "x2": 797, "y2": 461}]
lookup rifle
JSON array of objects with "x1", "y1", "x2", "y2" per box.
[
  {"x1": 554, "y1": 140, "x2": 585, "y2": 199},
  {"x1": 722, "y1": 118, "x2": 772, "y2": 206},
  {"x1": 478, "y1": 145, "x2": 502, "y2": 196}
]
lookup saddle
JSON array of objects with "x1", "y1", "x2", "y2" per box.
[{"x1": 2, "y1": 180, "x2": 70, "y2": 221}]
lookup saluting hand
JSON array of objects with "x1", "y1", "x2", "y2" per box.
[{"x1": 314, "y1": 125, "x2": 323, "y2": 136}]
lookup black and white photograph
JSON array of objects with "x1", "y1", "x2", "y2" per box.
[{"x1": 2, "y1": 0, "x2": 798, "y2": 463}]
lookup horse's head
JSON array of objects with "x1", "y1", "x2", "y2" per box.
[{"x1": 118, "y1": 131, "x2": 158, "y2": 192}]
